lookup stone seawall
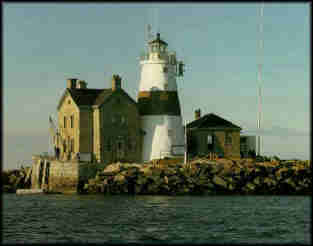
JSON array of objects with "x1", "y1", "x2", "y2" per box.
[
  {"x1": 82, "y1": 158, "x2": 311, "y2": 195},
  {"x1": 31, "y1": 156, "x2": 79, "y2": 193},
  {"x1": 28, "y1": 156, "x2": 311, "y2": 195},
  {"x1": 31, "y1": 155, "x2": 108, "y2": 193}
]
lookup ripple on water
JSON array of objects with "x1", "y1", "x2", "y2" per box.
[{"x1": 2, "y1": 194, "x2": 311, "y2": 244}]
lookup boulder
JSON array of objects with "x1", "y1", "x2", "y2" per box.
[
  {"x1": 103, "y1": 163, "x2": 121, "y2": 175},
  {"x1": 139, "y1": 166, "x2": 153, "y2": 176},
  {"x1": 253, "y1": 177, "x2": 261, "y2": 186},
  {"x1": 164, "y1": 176, "x2": 169, "y2": 184},
  {"x1": 3, "y1": 185, "x2": 15, "y2": 193},
  {"x1": 228, "y1": 183, "x2": 235, "y2": 191},
  {"x1": 284, "y1": 178, "x2": 296, "y2": 189},
  {"x1": 212, "y1": 175, "x2": 227, "y2": 188},
  {"x1": 88, "y1": 178, "x2": 97, "y2": 186},
  {"x1": 168, "y1": 175, "x2": 180, "y2": 185},
  {"x1": 163, "y1": 168, "x2": 176, "y2": 176},
  {"x1": 210, "y1": 164, "x2": 224, "y2": 174},
  {"x1": 147, "y1": 183, "x2": 159, "y2": 194},
  {"x1": 245, "y1": 182, "x2": 256, "y2": 191},
  {"x1": 136, "y1": 176, "x2": 147, "y2": 185},
  {"x1": 134, "y1": 184, "x2": 142, "y2": 194},
  {"x1": 114, "y1": 174, "x2": 126, "y2": 183}
]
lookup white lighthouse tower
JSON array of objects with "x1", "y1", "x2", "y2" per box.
[{"x1": 138, "y1": 33, "x2": 185, "y2": 162}]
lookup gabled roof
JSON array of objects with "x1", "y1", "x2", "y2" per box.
[
  {"x1": 187, "y1": 113, "x2": 242, "y2": 130},
  {"x1": 57, "y1": 87, "x2": 137, "y2": 110},
  {"x1": 116, "y1": 89, "x2": 138, "y2": 106},
  {"x1": 68, "y1": 88, "x2": 112, "y2": 106}
]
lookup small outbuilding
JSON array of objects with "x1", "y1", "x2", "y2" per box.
[{"x1": 187, "y1": 109, "x2": 242, "y2": 158}]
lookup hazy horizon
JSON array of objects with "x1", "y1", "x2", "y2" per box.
[{"x1": 4, "y1": 3, "x2": 310, "y2": 170}]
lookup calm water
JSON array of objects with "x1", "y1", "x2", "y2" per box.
[{"x1": 2, "y1": 194, "x2": 311, "y2": 244}]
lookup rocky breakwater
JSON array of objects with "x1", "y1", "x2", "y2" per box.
[
  {"x1": 2, "y1": 167, "x2": 32, "y2": 193},
  {"x1": 81, "y1": 158, "x2": 311, "y2": 195}
]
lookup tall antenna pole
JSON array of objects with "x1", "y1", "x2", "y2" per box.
[
  {"x1": 184, "y1": 120, "x2": 187, "y2": 164},
  {"x1": 257, "y1": 2, "x2": 264, "y2": 157}
]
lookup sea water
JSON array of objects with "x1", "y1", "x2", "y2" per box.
[{"x1": 2, "y1": 194, "x2": 311, "y2": 244}]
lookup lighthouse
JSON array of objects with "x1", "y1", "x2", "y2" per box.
[{"x1": 138, "y1": 33, "x2": 185, "y2": 162}]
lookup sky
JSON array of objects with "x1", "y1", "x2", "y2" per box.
[{"x1": 3, "y1": 3, "x2": 310, "y2": 170}]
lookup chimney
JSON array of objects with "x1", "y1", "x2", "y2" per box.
[
  {"x1": 195, "y1": 109, "x2": 201, "y2": 120},
  {"x1": 77, "y1": 80, "x2": 87, "y2": 89},
  {"x1": 67, "y1": 78, "x2": 77, "y2": 89},
  {"x1": 112, "y1": 74, "x2": 121, "y2": 91}
]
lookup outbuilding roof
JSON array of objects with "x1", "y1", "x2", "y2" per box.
[{"x1": 187, "y1": 113, "x2": 242, "y2": 130}]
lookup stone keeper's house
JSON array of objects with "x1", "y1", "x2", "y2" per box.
[
  {"x1": 187, "y1": 109, "x2": 242, "y2": 158},
  {"x1": 56, "y1": 75, "x2": 142, "y2": 163}
]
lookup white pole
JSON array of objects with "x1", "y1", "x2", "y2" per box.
[
  {"x1": 257, "y1": 2, "x2": 264, "y2": 157},
  {"x1": 184, "y1": 120, "x2": 187, "y2": 165}
]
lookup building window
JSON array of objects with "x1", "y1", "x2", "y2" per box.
[
  {"x1": 68, "y1": 136, "x2": 71, "y2": 152},
  {"x1": 71, "y1": 139, "x2": 74, "y2": 152},
  {"x1": 64, "y1": 116, "x2": 66, "y2": 128},
  {"x1": 118, "y1": 142, "x2": 122, "y2": 150},
  {"x1": 121, "y1": 116, "x2": 126, "y2": 125},
  {"x1": 207, "y1": 134, "x2": 213, "y2": 144},
  {"x1": 63, "y1": 140, "x2": 66, "y2": 153},
  {"x1": 128, "y1": 139, "x2": 132, "y2": 151},
  {"x1": 70, "y1": 115, "x2": 74, "y2": 128},
  {"x1": 168, "y1": 129, "x2": 173, "y2": 136},
  {"x1": 68, "y1": 100, "x2": 71, "y2": 104},
  {"x1": 163, "y1": 66, "x2": 168, "y2": 73},
  {"x1": 226, "y1": 132, "x2": 232, "y2": 145},
  {"x1": 133, "y1": 141, "x2": 136, "y2": 151},
  {"x1": 207, "y1": 134, "x2": 213, "y2": 151},
  {"x1": 107, "y1": 138, "x2": 111, "y2": 151}
]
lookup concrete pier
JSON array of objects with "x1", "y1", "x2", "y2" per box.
[{"x1": 16, "y1": 189, "x2": 44, "y2": 195}]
